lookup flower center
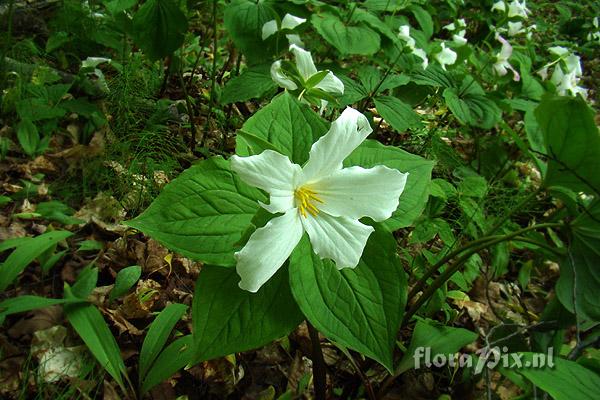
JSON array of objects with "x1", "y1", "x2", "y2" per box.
[{"x1": 294, "y1": 186, "x2": 324, "y2": 218}]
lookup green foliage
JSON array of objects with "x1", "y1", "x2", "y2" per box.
[
  {"x1": 131, "y1": 0, "x2": 188, "y2": 61},
  {"x1": 396, "y1": 319, "x2": 478, "y2": 374},
  {"x1": 125, "y1": 157, "x2": 265, "y2": 266},
  {"x1": 235, "y1": 92, "x2": 329, "y2": 163},
  {"x1": 535, "y1": 95, "x2": 600, "y2": 194},
  {"x1": 139, "y1": 303, "x2": 188, "y2": 392},
  {"x1": 191, "y1": 265, "x2": 303, "y2": 364},
  {"x1": 289, "y1": 228, "x2": 407, "y2": 372},
  {"x1": 0, "y1": 231, "x2": 73, "y2": 292},
  {"x1": 311, "y1": 13, "x2": 381, "y2": 55},
  {"x1": 109, "y1": 265, "x2": 142, "y2": 302}
]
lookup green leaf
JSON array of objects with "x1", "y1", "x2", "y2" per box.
[
  {"x1": 556, "y1": 200, "x2": 600, "y2": 321},
  {"x1": 16, "y1": 119, "x2": 40, "y2": 157},
  {"x1": 289, "y1": 227, "x2": 408, "y2": 372},
  {"x1": 345, "y1": 140, "x2": 434, "y2": 230},
  {"x1": 223, "y1": 0, "x2": 277, "y2": 65},
  {"x1": 535, "y1": 95, "x2": 600, "y2": 194},
  {"x1": 409, "y1": 5, "x2": 433, "y2": 38},
  {"x1": 374, "y1": 95, "x2": 422, "y2": 133},
  {"x1": 0, "y1": 295, "x2": 84, "y2": 322},
  {"x1": 141, "y1": 335, "x2": 192, "y2": 394},
  {"x1": 77, "y1": 239, "x2": 104, "y2": 252},
  {"x1": 139, "y1": 303, "x2": 188, "y2": 382},
  {"x1": 131, "y1": 0, "x2": 188, "y2": 61},
  {"x1": 64, "y1": 285, "x2": 127, "y2": 389},
  {"x1": 311, "y1": 13, "x2": 380, "y2": 56},
  {"x1": 221, "y1": 65, "x2": 277, "y2": 104},
  {"x1": 110, "y1": 265, "x2": 142, "y2": 302},
  {"x1": 125, "y1": 157, "x2": 265, "y2": 266},
  {"x1": 235, "y1": 92, "x2": 329, "y2": 165},
  {"x1": 191, "y1": 265, "x2": 302, "y2": 364},
  {"x1": 363, "y1": 0, "x2": 411, "y2": 12},
  {"x1": 0, "y1": 230, "x2": 73, "y2": 292},
  {"x1": 71, "y1": 266, "x2": 99, "y2": 299},
  {"x1": 443, "y1": 85, "x2": 502, "y2": 130},
  {"x1": 396, "y1": 319, "x2": 478, "y2": 374},
  {"x1": 516, "y1": 353, "x2": 600, "y2": 400}
]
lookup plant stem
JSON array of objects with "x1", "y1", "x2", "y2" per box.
[
  {"x1": 307, "y1": 321, "x2": 327, "y2": 400},
  {"x1": 402, "y1": 222, "x2": 563, "y2": 326},
  {"x1": 203, "y1": 0, "x2": 219, "y2": 147},
  {"x1": 485, "y1": 187, "x2": 542, "y2": 236},
  {"x1": 359, "y1": 46, "x2": 403, "y2": 113}
]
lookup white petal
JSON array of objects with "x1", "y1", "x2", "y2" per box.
[
  {"x1": 549, "y1": 46, "x2": 569, "y2": 57},
  {"x1": 398, "y1": 25, "x2": 416, "y2": 49},
  {"x1": 443, "y1": 22, "x2": 456, "y2": 31},
  {"x1": 262, "y1": 20, "x2": 278, "y2": 40},
  {"x1": 236, "y1": 209, "x2": 304, "y2": 292},
  {"x1": 301, "y1": 213, "x2": 374, "y2": 269},
  {"x1": 312, "y1": 165, "x2": 408, "y2": 222},
  {"x1": 496, "y1": 35, "x2": 513, "y2": 61},
  {"x1": 412, "y1": 48, "x2": 429, "y2": 69},
  {"x1": 492, "y1": 1, "x2": 506, "y2": 12},
  {"x1": 300, "y1": 107, "x2": 372, "y2": 183},
  {"x1": 285, "y1": 34, "x2": 304, "y2": 47},
  {"x1": 314, "y1": 71, "x2": 344, "y2": 95},
  {"x1": 434, "y1": 43, "x2": 457, "y2": 70},
  {"x1": 453, "y1": 34, "x2": 468, "y2": 46},
  {"x1": 289, "y1": 44, "x2": 317, "y2": 80},
  {"x1": 271, "y1": 60, "x2": 298, "y2": 90},
  {"x1": 564, "y1": 54, "x2": 582, "y2": 75},
  {"x1": 230, "y1": 150, "x2": 300, "y2": 213},
  {"x1": 281, "y1": 14, "x2": 306, "y2": 30}
]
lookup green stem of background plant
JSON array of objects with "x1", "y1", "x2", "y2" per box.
[
  {"x1": 403, "y1": 222, "x2": 563, "y2": 326},
  {"x1": 408, "y1": 187, "x2": 544, "y2": 300},
  {"x1": 203, "y1": 0, "x2": 219, "y2": 148}
]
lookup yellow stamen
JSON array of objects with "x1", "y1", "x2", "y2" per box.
[{"x1": 294, "y1": 186, "x2": 324, "y2": 218}]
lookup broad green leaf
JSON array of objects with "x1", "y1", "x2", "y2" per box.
[
  {"x1": 311, "y1": 13, "x2": 380, "y2": 56},
  {"x1": 191, "y1": 265, "x2": 302, "y2": 364},
  {"x1": 125, "y1": 157, "x2": 265, "y2": 266},
  {"x1": 0, "y1": 230, "x2": 73, "y2": 292},
  {"x1": 345, "y1": 140, "x2": 434, "y2": 230},
  {"x1": 223, "y1": 0, "x2": 277, "y2": 65},
  {"x1": 409, "y1": 5, "x2": 433, "y2": 38},
  {"x1": 556, "y1": 200, "x2": 600, "y2": 321},
  {"x1": 443, "y1": 86, "x2": 501, "y2": 130},
  {"x1": 131, "y1": 0, "x2": 188, "y2": 61},
  {"x1": 221, "y1": 65, "x2": 277, "y2": 104},
  {"x1": 396, "y1": 319, "x2": 478, "y2": 374},
  {"x1": 516, "y1": 353, "x2": 600, "y2": 400},
  {"x1": 16, "y1": 119, "x2": 40, "y2": 157},
  {"x1": 235, "y1": 92, "x2": 329, "y2": 165},
  {"x1": 363, "y1": 0, "x2": 411, "y2": 12},
  {"x1": 110, "y1": 265, "x2": 142, "y2": 302},
  {"x1": 141, "y1": 335, "x2": 192, "y2": 394},
  {"x1": 535, "y1": 95, "x2": 600, "y2": 194},
  {"x1": 78, "y1": 240, "x2": 104, "y2": 252},
  {"x1": 289, "y1": 227, "x2": 408, "y2": 372},
  {"x1": 64, "y1": 285, "x2": 127, "y2": 389},
  {"x1": 374, "y1": 95, "x2": 422, "y2": 133},
  {"x1": 139, "y1": 303, "x2": 188, "y2": 382}
]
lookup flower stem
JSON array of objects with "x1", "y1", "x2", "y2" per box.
[{"x1": 307, "y1": 321, "x2": 327, "y2": 400}]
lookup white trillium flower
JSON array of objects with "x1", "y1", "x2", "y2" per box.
[
  {"x1": 398, "y1": 25, "x2": 429, "y2": 68},
  {"x1": 443, "y1": 19, "x2": 468, "y2": 46},
  {"x1": 434, "y1": 43, "x2": 457, "y2": 71},
  {"x1": 493, "y1": 35, "x2": 520, "y2": 81},
  {"x1": 492, "y1": 0, "x2": 530, "y2": 19},
  {"x1": 262, "y1": 14, "x2": 307, "y2": 46},
  {"x1": 230, "y1": 108, "x2": 408, "y2": 292},
  {"x1": 271, "y1": 44, "x2": 344, "y2": 98}
]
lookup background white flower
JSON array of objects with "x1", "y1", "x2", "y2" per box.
[
  {"x1": 493, "y1": 34, "x2": 520, "y2": 81},
  {"x1": 398, "y1": 25, "x2": 429, "y2": 68},
  {"x1": 230, "y1": 108, "x2": 408, "y2": 292},
  {"x1": 262, "y1": 14, "x2": 306, "y2": 47},
  {"x1": 434, "y1": 42, "x2": 457, "y2": 70}
]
